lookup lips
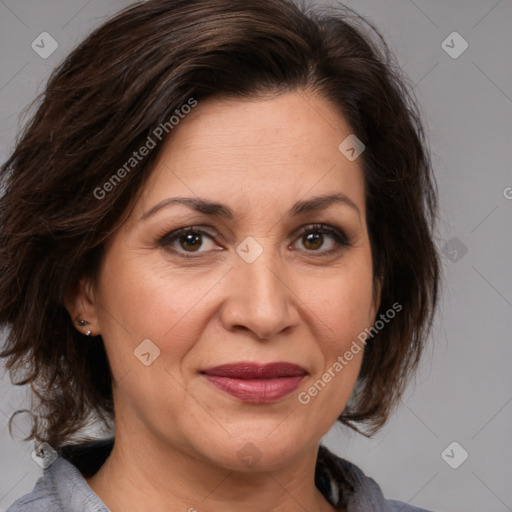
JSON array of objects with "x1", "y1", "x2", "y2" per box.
[
  {"x1": 200, "y1": 362, "x2": 307, "y2": 403},
  {"x1": 202, "y1": 362, "x2": 307, "y2": 379}
]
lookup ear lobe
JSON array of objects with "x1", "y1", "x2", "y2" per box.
[{"x1": 63, "y1": 276, "x2": 100, "y2": 334}]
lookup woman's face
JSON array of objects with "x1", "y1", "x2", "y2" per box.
[{"x1": 75, "y1": 91, "x2": 380, "y2": 471}]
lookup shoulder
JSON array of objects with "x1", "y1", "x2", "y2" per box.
[
  {"x1": 316, "y1": 444, "x2": 436, "y2": 512},
  {"x1": 386, "y1": 499, "x2": 435, "y2": 512},
  {"x1": 5, "y1": 443, "x2": 112, "y2": 512},
  {"x1": 5, "y1": 496, "x2": 47, "y2": 512},
  {"x1": 5, "y1": 476, "x2": 61, "y2": 512}
]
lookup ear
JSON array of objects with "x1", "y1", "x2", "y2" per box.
[{"x1": 63, "y1": 276, "x2": 100, "y2": 337}]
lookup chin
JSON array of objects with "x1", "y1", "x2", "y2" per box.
[{"x1": 196, "y1": 429, "x2": 315, "y2": 473}]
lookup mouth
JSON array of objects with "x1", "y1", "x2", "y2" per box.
[{"x1": 200, "y1": 362, "x2": 308, "y2": 404}]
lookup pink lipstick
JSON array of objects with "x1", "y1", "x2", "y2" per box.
[{"x1": 201, "y1": 362, "x2": 307, "y2": 404}]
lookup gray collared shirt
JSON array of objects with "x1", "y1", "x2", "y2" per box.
[{"x1": 6, "y1": 441, "x2": 434, "y2": 511}]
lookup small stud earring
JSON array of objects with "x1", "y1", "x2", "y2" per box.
[{"x1": 76, "y1": 319, "x2": 92, "y2": 336}]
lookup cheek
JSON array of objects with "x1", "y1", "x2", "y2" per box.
[
  {"x1": 303, "y1": 272, "x2": 372, "y2": 416},
  {"x1": 96, "y1": 250, "x2": 226, "y2": 369},
  {"x1": 297, "y1": 293, "x2": 369, "y2": 433},
  {"x1": 302, "y1": 262, "x2": 376, "y2": 346}
]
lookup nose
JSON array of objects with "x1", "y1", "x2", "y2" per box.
[{"x1": 219, "y1": 248, "x2": 300, "y2": 340}]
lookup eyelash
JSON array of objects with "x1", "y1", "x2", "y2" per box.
[{"x1": 158, "y1": 223, "x2": 351, "y2": 259}]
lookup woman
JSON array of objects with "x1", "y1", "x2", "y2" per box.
[{"x1": 0, "y1": 0, "x2": 440, "y2": 510}]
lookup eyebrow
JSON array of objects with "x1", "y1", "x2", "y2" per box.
[{"x1": 139, "y1": 192, "x2": 360, "y2": 222}]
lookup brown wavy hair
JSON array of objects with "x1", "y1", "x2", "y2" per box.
[{"x1": 0, "y1": 0, "x2": 440, "y2": 449}]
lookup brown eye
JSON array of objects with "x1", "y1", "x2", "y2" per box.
[
  {"x1": 179, "y1": 232, "x2": 203, "y2": 252},
  {"x1": 292, "y1": 224, "x2": 350, "y2": 254},
  {"x1": 302, "y1": 232, "x2": 324, "y2": 250},
  {"x1": 159, "y1": 227, "x2": 221, "y2": 257}
]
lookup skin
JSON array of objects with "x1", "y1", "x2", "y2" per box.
[{"x1": 66, "y1": 90, "x2": 381, "y2": 512}]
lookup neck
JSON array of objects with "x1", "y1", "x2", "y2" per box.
[{"x1": 85, "y1": 429, "x2": 338, "y2": 512}]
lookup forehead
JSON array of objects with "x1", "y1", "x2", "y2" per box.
[{"x1": 135, "y1": 91, "x2": 366, "y2": 220}]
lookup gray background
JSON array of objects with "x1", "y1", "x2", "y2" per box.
[{"x1": 0, "y1": 1, "x2": 511, "y2": 511}]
